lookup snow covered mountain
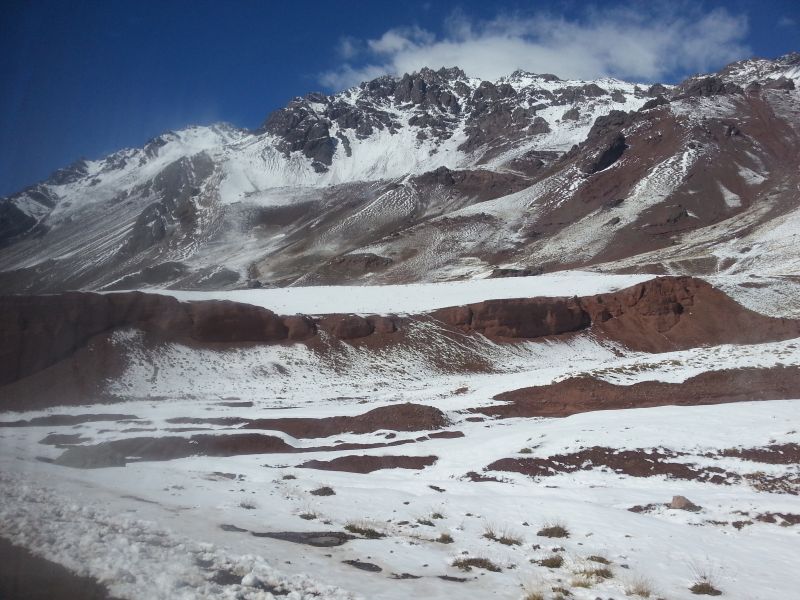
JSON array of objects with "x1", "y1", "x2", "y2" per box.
[{"x1": 1, "y1": 53, "x2": 799, "y2": 291}]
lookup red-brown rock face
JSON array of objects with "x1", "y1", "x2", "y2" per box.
[
  {"x1": 431, "y1": 276, "x2": 800, "y2": 352},
  {"x1": 2, "y1": 276, "x2": 798, "y2": 394},
  {"x1": 0, "y1": 292, "x2": 291, "y2": 386},
  {"x1": 433, "y1": 298, "x2": 589, "y2": 338}
]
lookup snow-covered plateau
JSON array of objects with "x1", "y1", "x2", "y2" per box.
[{"x1": 1, "y1": 272, "x2": 799, "y2": 600}]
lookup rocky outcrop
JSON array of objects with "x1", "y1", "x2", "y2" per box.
[
  {"x1": 3, "y1": 277, "x2": 799, "y2": 397},
  {"x1": 481, "y1": 365, "x2": 800, "y2": 419},
  {"x1": 434, "y1": 297, "x2": 589, "y2": 338},
  {"x1": 580, "y1": 132, "x2": 627, "y2": 174},
  {"x1": 0, "y1": 291, "x2": 404, "y2": 387},
  {"x1": 0, "y1": 292, "x2": 309, "y2": 386},
  {"x1": 677, "y1": 76, "x2": 743, "y2": 98},
  {"x1": 431, "y1": 276, "x2": 800, "y2": 351}
]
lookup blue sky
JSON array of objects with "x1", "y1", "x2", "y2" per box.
[{"x1": 1, "y1": 0, "x2": 798, "y2": 196}]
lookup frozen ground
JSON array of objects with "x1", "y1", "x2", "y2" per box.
[{"x1": 1, "y1": 274, "x2": 799, "y2": 599}]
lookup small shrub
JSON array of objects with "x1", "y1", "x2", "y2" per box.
[
  {"x1": 299, "y1": 512, "x2": 317, "y2": 520},
  {"x1": 436, "y1": 533, "x2": 454, "y2": 544},
  {"x1": 524, "y1": 592, "x2": 545, "y2": 600},
  {"x1": 345, "y1": 522, "x2": 385, "y2": 539},
  {"x1": 538, "y1": 522, "x2": 569, "y2": 538},
  {"x1": 690, "y1": 581, "x2": 722, "y2": 596},
  {"x1": 519, "y1": 447, "x2": 533, "y2": 454},
  {"x1": 281, "y1": 474, "x2": 297, "y2": 480},
  {"x1": 452, "y1": 557, "x2": 502, "y2": 572},
  {"x1": 417, "y1": 518, "x2": 435, "y2": 527},
  {"x1": 309, "y1": 486, "x2": 335, "y2": 496},
  {"x1": 587, "y1": 555, "x2": 610, "y2": 564},
  {"x1": 551, "y1": 586, "x2": 572, "y2": 597},
  {"x1": 431, "y1": 512, "x2": 445, "y2": 519},
  {"x1": 239, "y1": 500, "x2": 257, "y2": 509},
  {"x1": 539, "y1": 554, "x2": 564, "y2": 568}
]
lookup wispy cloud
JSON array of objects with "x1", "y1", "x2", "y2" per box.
[
  {"x1": 778, "y1": 16, "x2": 796, "y2": 28},
  {"x1": 320, "y1": 5, "x2": 750, "y2": 89}
]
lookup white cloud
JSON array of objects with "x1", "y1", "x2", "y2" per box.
[
  {"x1": 320, "y1": 5, "x2": 750, "y2": 89},
  {"x1": 778, "y1": 16, "x2": 796, "y2": 27}
]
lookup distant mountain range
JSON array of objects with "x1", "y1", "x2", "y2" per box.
[{"x1": 1, "y1": 52, "x2": 799, "y2": 292}]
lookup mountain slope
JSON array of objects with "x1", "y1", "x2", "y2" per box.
[{"x1": 1, "y1": 53, "x2": 799, "y2": 291}]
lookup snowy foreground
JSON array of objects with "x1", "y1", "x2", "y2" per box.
[{"x1": 2, "y1": 273, "x2": 799, "y2": 600}]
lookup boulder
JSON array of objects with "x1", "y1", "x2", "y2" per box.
[{"x1": 669, "y1": 495, "x2": 701, "y2": 511}]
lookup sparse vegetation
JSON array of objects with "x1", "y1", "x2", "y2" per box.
[
  {"x1": 431, "y1": 511, "x2": 445, "y2": 519},
  {"x1": 417, "y1": 518, "x2": 435, "y2": 526},
  {"x1": 571, "y1": 575, "x2": 593, "y2": 588},
  {"x1": 587, "y1": 554, "x2": 610, "y2": 564},
  {"x1": 345, "y1": 522, "x2": 385, "y2": 539},
  {"x1": 539, "y1": 554, "x2": 564, "y2": 568},
  {"x1": 689, "y1": 564, "x2": 722, "y2": 596},
  {"x1": 436, "y1": 532, "x2": 454, "y2": 544},
  {"x1": 452, "y1": 557, "x2": 502, "y2": 572},
  {"x1": 519, "y1": 447, "x2": 533, "y2": 454},
  {"x1": 690, "y1": 581, "x2": 722, "y2": 596},
  {"x1": 483, "y1": 525, "x2": 522, "y2": 545},
  {"x1": 537, "y1": 522, "x2": 569, "y2": 538},
  {"x1": 524, "y1": 591, "x2": 545, "y2": 600},
  {"x1": 238, "y1": 499, "x2": 257, "y2": 509},
  {"x1": 281, "y1": 474, "x2": 297, "y2": 480},
  {"x1": 551, "y1": 586, "x2": 572, "y2": 598},
  {"x1": 309, "y1": 486, "x2": 335, "y2": 496},
  {"x1": 580, "y1": 566, "x2": 613, "y2": 580},
  {"x1": 625, "y1": 576, "x2": 654, "y2": 598},
  {"x1": 299, "y1": 512, "x2": 317, "y2": 520}
]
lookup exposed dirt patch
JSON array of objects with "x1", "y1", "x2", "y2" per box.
[
  {"x1": 0, "y1": 413, "x2": 138, "y2": 427},
  {"x1": 38, "y1": 433, "x2": 91, "y2": 447},
  {"x1": 251, "y1": 531, "x2": 354, "y2": 547},
  {"x1": 480, "y1": 366, "x2": 800, "y2": 418},
  {"x1": 487, "y1": 447, "x2": 738, "y2": 484},
  {"x1": 719, "y1": 443, "x2": 800, "y2": 465},
  {"x1": 755, "y1": 512, "x2": 800, "y2": 526},
  {"x1": 342, "y1": 559, "x2": 382, "y2": 572},
  {"x1": 299, "y1": 454, "x2": 438, "y2": 474},
  {"x1": 54, "y1": 433, "x2": 295, "y2": 468},
  {"x1": 242, "y1": 403, "x2": 448, "y2": 437}
]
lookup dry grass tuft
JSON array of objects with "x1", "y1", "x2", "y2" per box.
[
  {"x1": 483, "y1": 524, "x2": 522, "y2": 545},
  {"x1": 537, "y1": 522, "x2": 569, "y2": 538},
  {"x1": 539, "y1": 554, "x2": 564, "y2": 568},
  {"x1": 587, "y1": 554, "x2": 611, "y2": 564},
  {"x1": 581, "y1": 567, "x2": 613, "y2": 580},
  {"x1": 344, "y1": 522, "x2": 385, "y2": 539},
  {"x1": 625, "y1": 576, "x2": 654, "y2": 598},
  {"x1": 452, "y1": 557, "x2": 502, "y2": 572},
  {"x1": 309, "y1": 486, "x2": 335, "y2": 496},
  {"x1": 436, "y1": 532, "x2": 454, "y2": 544}
]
